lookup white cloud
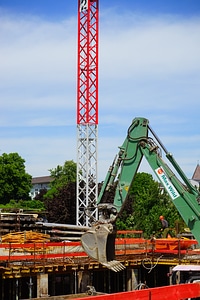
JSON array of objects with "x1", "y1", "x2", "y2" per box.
[
  {"x1": 0, "y1": 12, "x2": 77, "y2": 128},
  {"x1": 100, "y1": 15, "x2": 200, "y2": 78},
  {"x1": 0, "y1": 9, "x2": 200, "y2": 179},
  {"x1": 0, "y1": 13, "x2": 77, "y2": 88}
]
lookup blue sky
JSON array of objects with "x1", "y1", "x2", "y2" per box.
[{"x1": 0, "y1": 0, "x2": 200, "y2": 181}]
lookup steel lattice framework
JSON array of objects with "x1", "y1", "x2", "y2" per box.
[{"x1": 76, "y1": 0, "x2": 99, "y2": 226}]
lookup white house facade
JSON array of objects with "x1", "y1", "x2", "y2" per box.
[{"x1": 30, "y1": 176, "x2": 53, "y2": 199}]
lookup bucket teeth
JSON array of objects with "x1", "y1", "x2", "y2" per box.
[{"x1": 102, "y1": 260, "x2": 125, "y2": 272}]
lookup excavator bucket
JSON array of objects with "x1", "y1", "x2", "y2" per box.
[{"x1": 81, "y1": 223, "x2": 125, "y2": 272}]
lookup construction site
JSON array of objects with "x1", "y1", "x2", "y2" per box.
[
  {"x1": 1, "y1": 0, "x2": 200, "y2": 299},
  {"x1": 0, "y1": 210, "x2": 200, "y2": 299}
]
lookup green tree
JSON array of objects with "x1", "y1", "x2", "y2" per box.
[
  {"x1": 45, "y1": 182, "x2": 76, "y2": 224},
  {"x1": 0, "y1": 199, "x2": 45, "y2": 211},
  {"x1": 0, "y1": 153, "x2": 32, "y2": 204},
  {"x1": 44, "y1": 160, "x2": 76, "y2": 199},
  {"x1": 43, "y1": 160, "x2": 77, "y2": 223},
  {"x1": 116, "y1": 172, "x2": 182, "y2": 238}
]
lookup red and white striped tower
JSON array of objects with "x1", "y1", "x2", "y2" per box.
[{"x1": 76, "y1": 0, "x2": 99, "y2": 226}]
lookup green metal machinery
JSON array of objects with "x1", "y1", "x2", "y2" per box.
[{"x1": 81, "y1": 117, "x2": 200, "y2": 271}]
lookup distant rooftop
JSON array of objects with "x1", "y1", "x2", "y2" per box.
[
  {"x1": 31, "y1": 176, "x2": 53, "y2": 185},
  {"x1": 192, "y1": 164, "x2": 200, "y2": 182}
]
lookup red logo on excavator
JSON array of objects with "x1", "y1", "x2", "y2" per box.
[{"x1": 157, "y1": 168, "x2": 163, "y2": 175}]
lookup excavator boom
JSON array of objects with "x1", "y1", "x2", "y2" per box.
[{"x1": 81, "y1": 117, "x2": 200, "y2": 271}]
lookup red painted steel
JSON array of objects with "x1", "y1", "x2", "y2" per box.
[
  {"x1": 0, "y1": 238, "x2": 198, "y2": 262},
  {"x1": 0, "y1": 241, "x2": 87, "y2": 262},
  {"x1": 77, "y1": 0, "x2": 99, "y2": 125},
  {"x1": 0, "y1": 241, "x2": 81, "y2": 248},
  {"x1": 74, "y1": 283, "x2": 200, "y2": 300}
]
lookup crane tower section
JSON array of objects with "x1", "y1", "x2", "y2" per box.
[{"x1": 76, "y1": 0, "x2": 99, "y2": 226}]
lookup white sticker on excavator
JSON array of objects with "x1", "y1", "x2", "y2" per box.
[{"x1": 155, "y1": 167, "x2": 180, "y2": 200}]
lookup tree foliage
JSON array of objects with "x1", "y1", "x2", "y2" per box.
[
  {"x1": 43, "y1": 160, "x2": 77, "y2": 223},
  {"x1": 116, "y1": 172, "x2": 182, "y2": 238},
  {"x1": 34, "y1": 188, "x2": 47, "y2": 201},
  {"x1": 0, "y1": 153, "x2": 32, "y2": 204},
  {"x1": 0, "y1": 199, "x2": 45, "y2": 211},
  {"x1": 45, "y1": 182, "x2": 76, "y2": 224},
  {"x1": 44, "y1": 160, "x2": 76, "y2": 199}
]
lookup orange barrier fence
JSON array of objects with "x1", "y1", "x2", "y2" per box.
[
  {"x1": 0, "y1": 237, "x2": 198, "y2": 262},
  {"x1": 0, "y1": 241, "x2": 86, "y2": 261}
]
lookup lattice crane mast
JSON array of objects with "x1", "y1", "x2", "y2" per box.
[{"x1": 76, "y1": 0, "x2": 99, "y2": 226}]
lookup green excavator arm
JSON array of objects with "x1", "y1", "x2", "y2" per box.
[{"x1": 81, "y1": 117, "x2": 200, "y2": 271}]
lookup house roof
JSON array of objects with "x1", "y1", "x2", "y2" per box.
[
  {"x1": 31, "y1": 176, "x2": 53, "y2": 185},
  {"x1": 192, "y1": 164, "x2": 200, "y2": 182}
]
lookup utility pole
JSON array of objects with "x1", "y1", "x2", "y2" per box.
[{"x1": 76, "y1": 0, "x2": 99, "y2": 226}]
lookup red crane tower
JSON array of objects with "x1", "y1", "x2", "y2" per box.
[{"x1": 76, "y1": 0, "x2": 99, "y2": 226}]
